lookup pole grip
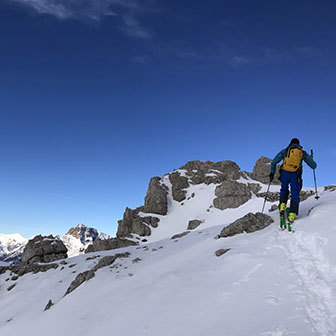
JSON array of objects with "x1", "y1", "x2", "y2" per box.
[{"x1": 310, "y1": 149, "x2": 314, "y2": 159}]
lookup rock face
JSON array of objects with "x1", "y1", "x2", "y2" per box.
[
  {"x1": 169, "y1": 172, "x2": 189, "y2": 202},
  {"x1": 85, "y1": 238, "x2": 138, "y2": 253},
  {"x1": 116, "y1": 207, "x2": 159, "y2": 238},
  {"x1": 251, "y1": 156, "x2": 280, "y2": 185},
  {"x1": 144, "y1": 177, "x2": 169, "y2": 215},
  {"x1": 219, "y1": 213, "x2": 274, "y2": 238},
  {"x1": 21, "y1": 235, "x2": 68, "y2": 265},
  {"x1": 213, "y1": 181, "x2": 252, "y2": 210}
]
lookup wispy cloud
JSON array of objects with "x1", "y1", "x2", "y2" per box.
[
  {"x1": 228, "y1": 56, "x2": 251, "y2": 67},
  {"x1": 133, "y1": 54, "x2": 151, "y2": 64},
  {"x1": 7, "y1": 0, "x2": 156, "y2": 38}
]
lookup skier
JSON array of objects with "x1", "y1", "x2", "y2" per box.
[{"x1": 269, "y1": 138, "x2": 317, "y2": 227}]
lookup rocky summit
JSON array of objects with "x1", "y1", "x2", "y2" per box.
[
  {"x1": 116, "y1": 157, "x2": 277, "y2": 241},
  {"x1": 62, "y1": 224, "x2": 111, "y2": 257}
]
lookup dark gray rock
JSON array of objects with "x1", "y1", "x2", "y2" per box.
[
  {"x1": 257, "y1": 190, "x2": 314, "y2": 203},
  {"x1": 269, "y1": 204, "x2": 278, "y2": 212},
  {"x1": 300, "y1": 190, "x2": 315, "y2": 201},
  {"x1": 180, "y1": 160, "x2": 242, "y2": 185},
  {"x1": 85, "y1": 238, "x2": 137, "y2": 253},
  {"x1": 169, "y1": 172, "x2": 189, "y2": 202},
  {"x1": 324, "y1": 185, "x2": 336, "y2": 192},
  {"x1": 219, "y1": 212, "x2": 274, "y2": 238},
  {"x1": 64, "y1": 252, "x2": 130, "y2": 296},
  {"x1": 213, "y1": 181, "x2": 252, "y2": 210},
  {"x1": 144, "y1": 177, "x2": 168, "y2": 215},
  {"x1": 215, "y1": 248, "x2": 230, "y2": 257},
  {"x1": 248, "y1": 183, "x2": 262, "y2": 195},
  {"x1": 116, "y1": 207, "x2": 151, "y2": 238},
  {"x1": 251, "y1": 156, "x2": 281, "y2": 185},
  {"x1": 7, "y1": 283, "x2": 16, "y2": 291},
  {"x1": 187, "y1": 220, "x2": 202, "y2": 230},
  {"x1": 21, "y1": 235, "x2": 67, "y2": 265},
  {"x1": 171, "y1": 231, "x2": 190, "y2": 240},
  {"x1": 257, "y1": 192, "x2": 279, "y2": 203},
  {"x1": 64, "y1": 270, "x2": 95, "y2": 296},
  {"x1": 44, "y1": 299, "x2": 54, "y2": 311},
  {"x1": 141, "y1": 216, "x2": 160, "y2": 228}
]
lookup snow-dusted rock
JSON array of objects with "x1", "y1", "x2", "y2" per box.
[
  {"x1": 187, "y1": 220, "x2": 202, "y2": 230},
  {"x1": 169, "y1": 171, "x2": 189, "y2": 202},
  {"x1": 22, "y1": 235, "x2": 67, "y2": 265},
  {"x1": 144, "y1": 177, "x2": 169, "y2": 215},
  {"x1": 219, "y1": 212, "x2": 274, "y2": 238}
]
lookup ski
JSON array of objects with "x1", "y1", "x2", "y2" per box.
[{"x1": 279, "y1": 207, "x2": 295, "y2": 232}]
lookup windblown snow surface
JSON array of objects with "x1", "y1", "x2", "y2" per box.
[{"x1": 1, "y1": 181, "x2": 336, "y2": 336}]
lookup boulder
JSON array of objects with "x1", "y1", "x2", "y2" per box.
[
  {"x1": 219, "y1": 212, "x2": 274, "y2": 238},
  {"x1": 251, "y1": 156, "x2": 280, "y2": 185},
  {"x1": 213, "y1": 181, "x2": 252, "y2": 210},
  {"x1": 144, "y1": 177, "x2": 168, "y2": 215},
  {"x1": 187, "y1": 220, "x2": 202, "y2": 230},
  {"x1": 215, "y1": 248, "x2": 230, "y2": 257},
  {"x1": 85, "y1": 238, "x2": 137, "y2": 253},
  {"x1": 171, "y1": 231, "x2": 190, "y2": 240},
  {"x1": 21, "y1": 235, "x2": 67, "y2": 265}
]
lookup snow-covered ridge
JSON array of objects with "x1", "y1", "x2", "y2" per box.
[{"x1": 1, "y1": 187, "x2": 336, "y2": 336}]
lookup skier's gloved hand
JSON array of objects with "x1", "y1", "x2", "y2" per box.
[{"x1": 269, "y1": 173, "x2": 274, "y2": 182}]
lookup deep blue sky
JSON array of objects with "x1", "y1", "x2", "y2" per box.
[{"x1": 0, "y1": 0, "x2": 335, "y2": 238}]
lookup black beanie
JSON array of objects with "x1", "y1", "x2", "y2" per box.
[{"x1": 290, "y1": 138, "x2": 300, "y2": 145}]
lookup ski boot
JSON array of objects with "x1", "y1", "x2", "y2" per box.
[
  {"x1": 279, "y1": 202, "x2": 287, "y2": 230},
  {"x1": 287, "y1": 212, "x2": 296, "y2": 232}
]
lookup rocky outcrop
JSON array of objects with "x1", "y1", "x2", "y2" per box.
[
  {"x1": 171, "y1": 231, "x2": 190, "y2": 240},
  {"x1": 64, "y1": 270, "x2": 95, "y2": 296},
  {"x1": 248, "y1": 183, "x2": 262, "y2": 195},
  {"x1": 180, "y1": 160, "x2": 242, "y2": 185},
  {"x1": 85, "y1": 238, "x2": 137, "y2": 253},
  {"x1": 257, "y1": 190, "x2": 315, "y2": 203},
  {"x1": 144, "y1": 177, "x2": 168, "y2": 215},
  {"x1": 187, "y1": 220, "x2": 202, "y2": 230},
  {"x1": 116, "y1": 207, "x2": 151, "y2": 237},
  {"x1": 0, "y1": 262, "x2": 59, "y2": 278},
  {"x1": 21, "y1": 235, "x2": 67, "y2": 265},
  {"x1": 169, "y1": 172, "x2": 189, "y2": 202},
  {"x1": 64, "y1": 252, "x2": 130, "y2": 296},
  {"x1": 219, "y1": 213, "x2": 274, "y2": 238},
  {"x1": 251, "y1": 156, "x2": 280, "y2": 185},
  {"x1": 213, "y1": 181, "x2": 252, "y2": 210}
]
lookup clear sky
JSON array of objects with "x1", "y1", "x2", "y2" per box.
[{"x1": 0, "y1": 0, "x2": 335, "y2": 238}]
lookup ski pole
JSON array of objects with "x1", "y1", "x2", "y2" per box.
[
  {"x1": 310, "y1": 149, "x2": 320, "y2": 200},
  {"x1": 261, "y1": 181, "x2": 271, "y2": 213}
]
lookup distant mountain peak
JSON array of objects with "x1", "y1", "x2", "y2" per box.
[{"x1": 63, "y1": 224, "x2": 111, "y2": 257}]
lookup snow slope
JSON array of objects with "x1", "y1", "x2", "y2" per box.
[{"x1": 1, "y1": 186, "x2": 336, "y2": 336}]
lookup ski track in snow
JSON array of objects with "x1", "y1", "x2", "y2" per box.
[{"x1": 277, "y1": 228, "x2": 336, "y2": 336}]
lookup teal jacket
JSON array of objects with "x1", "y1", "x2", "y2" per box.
[{"x1": 270, "y1": 144, "x2": 317, "y2": 174}]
